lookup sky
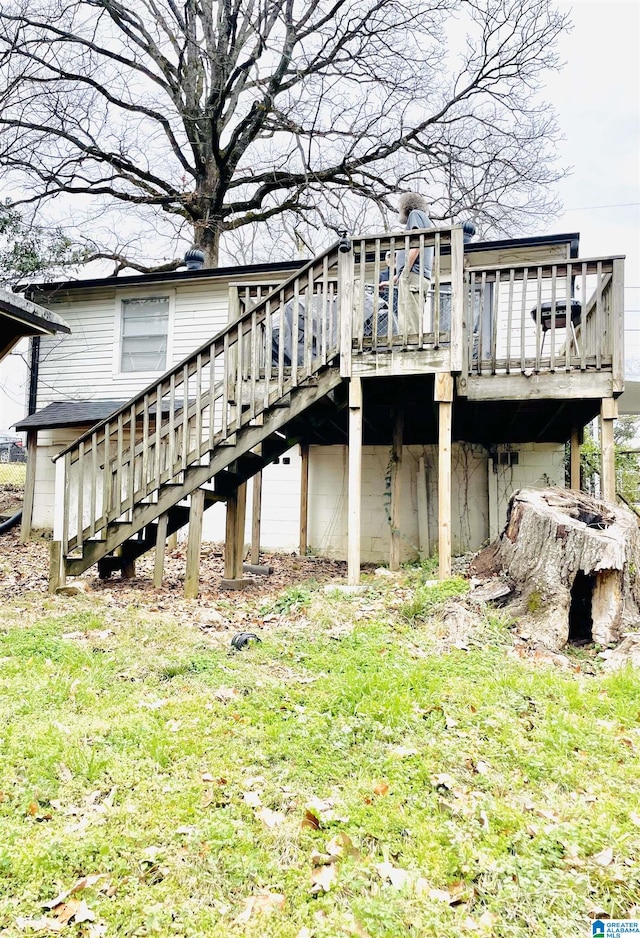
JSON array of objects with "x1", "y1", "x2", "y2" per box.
[
  {"x1": 544, "y1": 0, "x2": 640, "y2": 370},
  {"x1": 1, "y1": 0, "x2": 639, "y2": 429}
]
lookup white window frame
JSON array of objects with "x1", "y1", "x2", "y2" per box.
[{"x1": 113, "y1": 289, "x2": 175, "y2": 380}]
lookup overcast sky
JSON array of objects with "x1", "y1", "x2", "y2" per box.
[
  {"x1": 545, "y1": 0, "x2": 640, "y2": 367},
  {"x1": 1, "y1": 0, "x2": 639, "y2": 428}
]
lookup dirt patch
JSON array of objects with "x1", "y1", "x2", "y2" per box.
[{"x1": 0, "y1": 528, "x2": 349, "y2": 609}]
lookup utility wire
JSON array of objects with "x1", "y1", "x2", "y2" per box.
[{"x1": 563, "y1": 201, "x2": 640, "y2": 211}]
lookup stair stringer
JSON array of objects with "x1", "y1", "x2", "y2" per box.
[{"x1": 65, "y1": 368, "x2": 344, "y2": 577}]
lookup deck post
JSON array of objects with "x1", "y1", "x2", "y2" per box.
[
  {"x1": 389, "y1": 409, "x2": 404, "y2": 571},
  {"x1": 600, "y1": 397, "x2": 617, "y2": 503},
  {"x1": 570, "y1": 426, "x2": 581, "y2": 491},
  {"x1": 299, "y1": 443, "x2": 309, "y2": 556},
  {"x1": 20, "y1": 429, "x2": 38, "y2": 543},
  {"x1": 449, "y1": 227, "x2": 465, "y2": 373},
  {"x1": 153, "y1": 512, "x2": 169, "y2": 588},
  {"x1": 435, "y1": 374, "x2": 454, "y2": 580},
  {"x1": 611, "y1": 257, "x2": 625, "y2": 394},
  {"x1": 184, "y1": 488, "x2": 205, "y2": 599},
  {"x1": 49, "y1": 454, "x2": 67, "y2": 591},
  {"x1": 234, "y1": 482, "x2": 247, "y2": 577},
  {"x1": 224, "y1": 490, "x2": 238, "y2": 579},
  {"x1": 48, "y1": 540, "x2": 65, "y2": 593},
  {"x1": 251, "y1": 471, "x2": 263, "y2": 565},
  {"x1": 338, "y1": 242, "x2": 354, "y2": 378},
  {"x1": 347, "y1": 376, "x2": 362, "y2": 585}
]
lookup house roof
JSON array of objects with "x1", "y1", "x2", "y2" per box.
[
  {"x1": 0, "y1": 287, "x2": 71, "y2": 361},
  {"x1": 25, "y1": 232, "x2": 581, "y2": 298},
  {"x1": 15, "y1": 398, "x2": 186, "y2": 431}
]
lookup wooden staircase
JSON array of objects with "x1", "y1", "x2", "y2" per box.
[{"x1": 51, "y1": 239, "x2": 351, "y2": 586}]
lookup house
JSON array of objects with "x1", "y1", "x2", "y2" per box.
[{"x1": 16, "y1": 226, "x2": 625, "y2": 594}]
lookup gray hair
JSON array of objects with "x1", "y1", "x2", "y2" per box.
[{"x1": 397, "y1": 192, "x2": 428, "y2": 224}]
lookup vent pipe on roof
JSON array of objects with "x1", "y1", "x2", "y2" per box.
[
  {"x1": 184, "y1": 247, "x2": 205, "y2": 270},
  {"x1": 462, "y1": 221, "x2": 476, "y2": 244}
]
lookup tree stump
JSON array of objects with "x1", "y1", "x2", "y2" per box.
[{"x1": 474, "y1": 488, "x2": 640, "y2": 650}]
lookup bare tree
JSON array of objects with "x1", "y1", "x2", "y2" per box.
[{"x1": 0, "y1": 0, "x2": 569, "y2": 271}]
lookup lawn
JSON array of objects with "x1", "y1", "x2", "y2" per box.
[{"x1": 0, "y1": 567, "x2": 639, "y2": 937}]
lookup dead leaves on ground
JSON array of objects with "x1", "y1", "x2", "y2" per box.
[
  {"x1": 15, "y1": 874, "x2": 113, "y2": 935},
  {"x1": 231, "y1": 891, "x2": 286, "y2": 925}
]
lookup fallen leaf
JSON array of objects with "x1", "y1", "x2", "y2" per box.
[
  {"x1": 592, "y1": 846, "x2": 614, "y2": 867},
  {"x1": 302, "y1": 796, "x2": 337, "y2": 828},
  {"x1": 325, "y1": 832, "x2": 359, "y2": 859},
  {"x1": 15, "y1": 917, "x2": 64, "y2": 933},
  {"x1": 375, "y1": 861, "x2": 411, "y2": 890},
  {"x1": 242, "y1": 790, "x2": 263, "y2": 808},
  {"x1": 52, "y1": 900, "x2": 82, "y2": 926},
  {"x1": 214, "y1": 686, "x2": 240, "y2": 701},
  {"x1": 201, "y1": 772, "x2": 214, "y2": 782},
  {"x1": 301, "y1": 809, "x2": 320, "y2": 831},
  {"x1": 343, "y1": 913, "x2": 374, "y2": 938},
  {"x1": 390, "y1": 746, "x2": 418, "y2": 758},
  {"x1": 232, "y1": 892, "x2": 285, "y2": 925},
  {"x1": 478, "y1": 910, "x2": 499, "y2": 928},
  {"x1": 256, "y1": 807, "x2": 286, "y2": 828},
  {"x1": 295, "y1": 929, "x2": 312, "y2": 938},
  {"x1": 426, "y1": 887, "x2": 453, "y2": 902},
  {"x1": 310, "y1": 862, "x2": 337, "y2": 894},
  {"x1": 373, "y1": 781, "x2": 389, "y2": 796},
  {"x1": 43, "y1": 874, "x2": 106, "y2": 909},
  {"x1": 630, "y1": 812, "x2": 640, "y2": 827},
  {"x1": 430, "y1": 773, "x2": 455, "y2": 790}
]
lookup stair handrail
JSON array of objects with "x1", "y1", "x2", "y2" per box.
[{"x1": 54, "y1": 238, "x2": 345, "y2": 462}]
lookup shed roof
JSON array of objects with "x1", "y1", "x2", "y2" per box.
[
  {"x1": 0, "y1": 287, "x2": 71, "y2": 360},
  {"x1": 15, "y1": 398, "x2": 188, "y2": 431}
]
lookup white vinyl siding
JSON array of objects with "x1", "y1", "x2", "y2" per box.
[{"x1": 120, "y1": 297, "x2": 169, "y2": 372}]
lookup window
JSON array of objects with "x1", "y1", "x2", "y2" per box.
[{"x1": 120, "y1": 296, "x2": 169, "y2": 372}]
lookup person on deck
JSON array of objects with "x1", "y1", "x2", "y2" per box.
[{"x1": 382, "y1": 192, "x2": 434, "y2": 337}]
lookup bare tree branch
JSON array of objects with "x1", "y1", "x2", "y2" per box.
[{"x1": 0, "y1": 0, "x2": 570, "y2": 270}]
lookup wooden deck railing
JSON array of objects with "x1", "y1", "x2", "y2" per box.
[
  {"x1": 54, "y1": 227, "x2": 463, "y2": 557},
  {"x1": 462, "y1": 256, "x2": 624, "y2": 387}
]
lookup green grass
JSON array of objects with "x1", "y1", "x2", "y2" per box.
[{"x1": 0, "y1": 581, "x2": 639, "y2": 937}]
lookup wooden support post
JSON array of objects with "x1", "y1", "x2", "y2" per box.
[
  {"x1": 184, "y1": 488, "x2": 205, "y2": 599},
  {"x1": 20, "y1": 429, "x2": 38, "y2": 543},
  {"x1": 347, "y1": 377, "x2": 363, "y2": 586},
  {"x1": 600, "y1": 398, "x2": 617, "y2": 503},
  {"x1": 224, "y1": 491, "x2": 238, "y2": 579},
  {"x1": 570, "y1": 426, "x2": 581, "y2": 491},
  {"x1": 234, "y1": 482, "x2": 247, "y2": 578},
  {"x1": 167, "y1": 532, "x2": 179, "y2": 552},
  {"x1": 449, "y1": 227, "x2": 465, "y2": 373},
  {"x1": 251, "y1": 471, "x2": 263, "y2": 565},
  {"x1": 435, "y1": 374, "x2": 454, "y2": 580},
  {"x1": 612, "y1": 257, "x2": 625, "y2": 394},
  {"x1": 153, "y1": 512, "x2": 169, "y2": 588},
  {"x1": 299, "y1": 443, "x2": 309, "y2": 556},
  {"x1": 389, "y1": 410, "x2": 404, "y2": 571},
  {"x1": 417, "y1": 455, "x2": 430, "y2": 560},
  {"x1": 50, "y1": 454, "x2": 67, "y2": 590},
  {"x1": 338, "y1": 245, "x2": 354, "y2": 378},
  {"x1": 48, "y1": 540, "x2": 64, "y2": 593}
]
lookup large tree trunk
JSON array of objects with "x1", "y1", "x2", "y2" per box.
[{"x1": 473, "y1": 488, "x2": 640, "y2": 650}]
